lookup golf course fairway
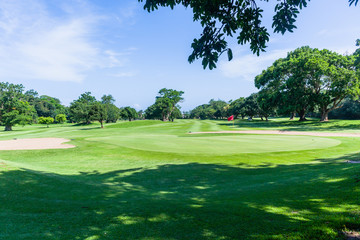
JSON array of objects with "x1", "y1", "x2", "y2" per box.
[
  {"x1": 89, "y1": 134, "x2": 340, "y2": 154},
  {"x1": 0, "y1": 119, "x2": 359, "y2": 240}
]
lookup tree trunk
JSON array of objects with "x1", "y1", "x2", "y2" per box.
[
  {"x1": 260, "y1": 116, "x2": 264, "y2": 121},
  {"x1": 162, "y1": 114, "x2": 168, "y2": 121},
  {"x1": 289, "y1": 112, "x2": 295, "y2": 120},
  {"x1": 320, "y1": 111, "x2": 329, "y2": 122},
  {"x1": 298, "y1": 110, "x2": 307, "y2": 121},
  {"x1": 100, "y1": 121, "x2": 104, "y2": 128},
  {"x1": 128, "y1": 117, "x2": 132, "y2": 121},
  {"x1": 5, "y1": 125, "x2": 12, "y2": 131},
  {"x1": 265, "y1": 116, "x2": 268, "y2": 121}
]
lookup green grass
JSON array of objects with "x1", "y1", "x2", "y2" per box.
[
  {"x1": 227, "y1": 117, "x2": 360, "y2": 132},
  {"x1": 0, "y1": 119, "x2": 359, "y2": 239}
]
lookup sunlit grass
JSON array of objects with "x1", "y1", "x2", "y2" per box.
[{"x1": 0, "y1": 119, "x2": 359, "y2": 239}]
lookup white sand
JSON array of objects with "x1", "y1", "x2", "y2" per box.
[{"x1": 0, "y1": 138, "x2": 75, "y2": 150}]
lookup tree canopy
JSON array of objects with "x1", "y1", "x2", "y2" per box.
[
  {"x1": 0, "y1": 82, "x2": 35, "y2": 131},
  {"x1": 255, "y1": 46, "x2": 360, "y2": 121},
  {"x1": 120, "y1": 106, "x2": 138, "y2": 121},
  {"x1": 228, "y1": 97, "x2": 246, "y2": 119},
  {"x1": 38, "y1": 116, "x2": 54, "y2": 128},
  {"x1": 69, "y1": 92, "x2": 97, "y2": 124},
  {"x1": 190, "y1": 99, "x2": 228, "y2": 119},
  {"x1": 139, "y1": 0, "x2": 357, "y2": 69},
  {"x1": 154, "y1": 88, "x2": 184, "y2": 121},
  {"x1": 90, "y1": 102, "x2": 108, "y2": 128}
]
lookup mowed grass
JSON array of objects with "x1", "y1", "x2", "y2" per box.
[
  {"x1": 0, "y1": 119, "x2": 359, "y2": 240},
  {"x1": 90, "y1": 134, "x2": 340, "y2": 154}
]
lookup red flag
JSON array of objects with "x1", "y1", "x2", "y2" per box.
[{"x1": 227, "y1": 115, "x2": 234, "y2": 121}]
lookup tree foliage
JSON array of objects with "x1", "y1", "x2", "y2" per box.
[
  {"x1": 243, "y1": 93, "x2": 260, "y2": 120},
  {"x1": 120, "y1": 107, "x2": 138, "y2": 121},
  {"x1": 144, "y1": 103, "x2": 162, "y2": 120},
  {"x1": 55, "y1": 114, "x2": 67, "y2": 123},
  {"x1": 90, "y1": 102, "x2": 108, "y2": 128},
  {"x1": 255, "y1": 46, "x2": 359, "y2": 121},
  {"x1": 38, "y1": 116, "x2": 54, "y2": 128},
  {"x1": 0, "y1": 82, "x2": 35, "y2": 131},
  {"x1": 257, "y1": 90, "x2": 276, "y2": 121},
  {"x1": 190, "y1": 99, "x2": 228, "y2": 119},
  {"x1": 228, "y1": 97, "x2": 246, "y2": 119},
  {"x1": 169, "y1": 107, "x2": 182, "y2": 122},
  {"x1": 154, "y1": 88, "x2": 184, "y2": 121},
  {"x1": 354, "y1": 38, "x2": 360, "y2": 70},
  {"x1": 101, "y1": 95, "x2": 119, "y2": 123},
  {"x1": 69, "y1": 92, "x2": 97, "y2": 124},
  {"x1": 329, "y1": 97, "x2": 360, "y2": 119},
  {"x1": 34, "y1": 95, "x2": 66, "y2": 118},
  {"x1": 139, "y1": 0, "x2": 357, "y2": 69}
]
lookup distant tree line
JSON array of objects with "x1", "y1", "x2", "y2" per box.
[
  {"x1": 189, "y1": 93, "x2": 268, "y2": 121},
  {"x1": 0, "y1": 85, "x2": 184, "y2": 131},
  {"x1": 190, "y1": 94, "x2": 360, "y2": 122},
  {"x1": 190, "y1": 43, "x2": 360, "y2": 122}
]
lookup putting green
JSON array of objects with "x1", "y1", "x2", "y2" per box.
[{"x1": 89, "y1": 134, "x2": 341, "y2": 154}]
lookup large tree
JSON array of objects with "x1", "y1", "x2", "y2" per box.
[
  {"x1": 243, "y1": 93, "x2": 260, "y2": 120},
  {"x1": 228, "y1": 97, "x2": 246, "y2": 119},
  {"x1": 101, "y1": 94, "x2": 120, "y2": 123},
  {"x1": 69, "y1": 92, "x2": 97, "y2": 124},
  {"x1": 90, "y1": 102, "x2": 108, "y2": 128},
  {"x1": 209, "y1": 99, "x2": 228, "y2": 119},
  {"x1": 257, "y1": 89, "x2": 276, "y2": 121},
  {"x1": 255, "y1": 46, "x2": 359, "y2": 121},
  {"x1": 0, "y1": 82, "x2": 35, "y2": 131},
  {"x1": 316, "y1": 51, "x2": 359, "y2": 121},
  {"x1": 144, "y1": 103, "x2": 162, "y2": 120},
  {"x1": 155, "y1": 88, "x2": 184, "y2": 121},
  {"x1": 139, "y1": 0, "x2": 357, "y2": 69},
  {"x1": 120, "y1": 106, "x2": 138, "y2": 121},
  {"x1": 34, "y1": 95, "x2": 66, "y2": 118},
  {"x1": 256, "y1": 47, "x2": 320, "y2": 121},
  {"x1": 169, "y1": 107, "x2": 182, "y2": 122}
]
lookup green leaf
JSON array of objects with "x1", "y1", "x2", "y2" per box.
[{"x1": 227, "y1": 49, "x2": 233, "y2": 61}]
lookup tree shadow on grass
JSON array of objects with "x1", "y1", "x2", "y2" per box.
[{"x1": 0, "y1": 156, "x2": 359, "y2": 240}]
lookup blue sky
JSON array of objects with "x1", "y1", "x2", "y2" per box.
[{"x1": 0, "y1": 0, "x2": 359, "y2": 110}]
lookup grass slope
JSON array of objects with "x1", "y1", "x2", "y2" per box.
[{"x1": 0, "y1": 119, "x2": 359, "y2": 240}]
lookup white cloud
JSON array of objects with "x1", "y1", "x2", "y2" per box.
[
  {"x1": 133, "y1": 103, "x2": 141, "y2": 110},
  {"x1": 219, "y1": 49, "x2": 291, "y2": 80},
  {"x1": 105, "y1": 50, "x2": 127, "y2": 68},
  {"x1": 104, "y1": 48, "x2": 137, "y2": 68},
  {"x1": 317, "y1": 29, "x2": 330, "y2": 37},
  {"x1": 0, "y1": 0, "x2": 135, "y2": 83},
  {"x1": 114, "y1": 2, "x2": 138, "y2": 26},
  {"x1": 110, "y1": 72, "x2": 136, "y2": 78}
]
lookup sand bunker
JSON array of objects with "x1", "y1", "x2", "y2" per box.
[
  {"x1": 189, "y1": 130, "x2": 360, "y2": 137},
  {"x1": 0, "y1": 138, "x2": 75, "y2": 150}
]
